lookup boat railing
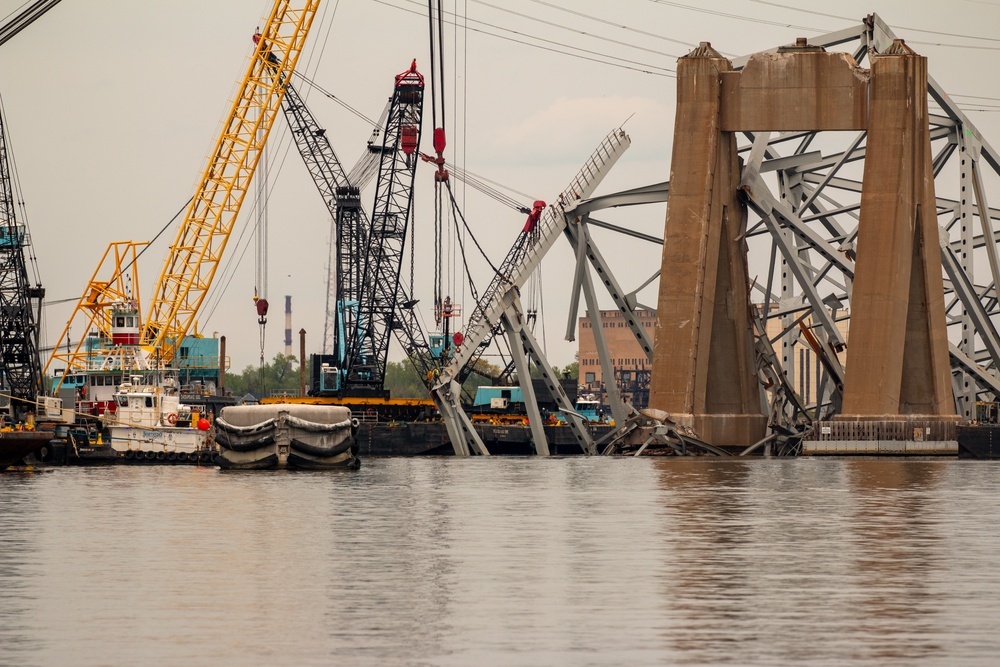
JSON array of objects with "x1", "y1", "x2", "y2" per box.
[{"x1": 353, "y1": 410, "x2": 379, "y2": 423}]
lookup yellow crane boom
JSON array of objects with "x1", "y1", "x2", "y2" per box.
[
  {"x1": 43, "y1": 241, "x2": 146, "y2": 379},
  {"x1": 142, "y1": 0, "x2": 320, "y2": 364}
]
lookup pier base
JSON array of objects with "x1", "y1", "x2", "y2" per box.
[{"x1": 671, "y1": 413, "x2": 769, "y2": 452}]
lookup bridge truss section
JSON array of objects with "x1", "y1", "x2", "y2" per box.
[{"x1": 434, "y1": 13, "x2": 1000, "y2": 455}]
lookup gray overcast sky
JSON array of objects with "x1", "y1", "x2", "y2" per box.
[{"x1": 1, "y1": 0, "x2": 999, "y2": 374}]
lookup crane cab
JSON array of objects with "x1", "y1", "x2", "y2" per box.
[
  {"x1": 429, "y1": 333, "x2": 449, "y2": 360},
  {"x1": 110, "y1": 302, "x2": 141, "y2": 346},
  {"x1": 430, "y1": 298, "x2": 462, "y2": 360},
  {"x1": 319, "y1": 362, "x2": 341, "y2": 393},
  {"x1": 0, "y1": 223, "x2": 26, "y2": 249}
]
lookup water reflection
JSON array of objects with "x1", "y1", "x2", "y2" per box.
[
  {"x1": 0, "y1": 473, "x2": 45, "y2": 666},
  {"x1": 1, "y1": 459, "x2": 999, "y2": 666},
  {"x1": 652, "y1": 459, "x2": 1000, "y2": 665}
]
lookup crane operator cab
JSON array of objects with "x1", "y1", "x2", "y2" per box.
[
  {"x1": 318, "y1": 362, "x2": 341, "y2": 393},
  {"x1": 109, "y1": 301, "x2": 141, "y2": 346},
  {"x1": 0, "y1": 223, "x2": 25, "y2": 249},
  {"x1": 429, "y1": 297, "x2": 462, "y2": 360}
]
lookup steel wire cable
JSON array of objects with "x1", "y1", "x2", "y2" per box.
[{"x1": 373, "y1": 0, "x2": 676, "y2": 77}]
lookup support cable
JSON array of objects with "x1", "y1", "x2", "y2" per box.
[{"x1": 444, "y1": 179, "x2": 502, "y2": 280}]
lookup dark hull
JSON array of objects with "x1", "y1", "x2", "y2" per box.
[
  {"x1": 1, "y1": 431, "x2": 54, "y2": 467},
  {"x1": 958, "y1": 425, "x2": 1000, "y2": 459},
  {"x1": 355, "y1": 422, "x2": 615, "y2": 456}
]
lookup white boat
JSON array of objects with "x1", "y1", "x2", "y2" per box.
[{"x1": 106, "y1": 375, "x2": 215, "y2": 461}]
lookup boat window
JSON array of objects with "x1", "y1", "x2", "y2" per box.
[
  {"x1": 116, "y1": 395, "x2": 128, "y2": 407},
  {"x1": 116, "y1": 316, "x2": 125, "y2": 327},
  {"x1": 145, "y1": 397, "x2": 153, "y2": 408}
]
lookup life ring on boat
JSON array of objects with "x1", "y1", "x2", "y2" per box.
[{"x1": 167, "y1": 413, "x2": 178, "y2": 425}]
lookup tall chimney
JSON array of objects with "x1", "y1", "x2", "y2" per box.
[
  {"x1": 284, "y1": 295, "x2": 292, "y2": 357},
  {"x1": 218, "y1": 335, "x2": 227, "y2": 395},
  {"x1": 299, "y1": 328, "x2": 307, "y2": 397}
]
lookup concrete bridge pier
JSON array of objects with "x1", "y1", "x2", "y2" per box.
[{"x1": 649, "y1": 43, "x2": 766, "y2": 448}]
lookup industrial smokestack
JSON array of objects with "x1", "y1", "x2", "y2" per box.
[
  {"x1": 299, "y1": 328, "x2": 307, "y2": 397},
  {"x1": 284, "y1": 295, "x2": 292, "y2": 357},
  {"x1": 219, "y1": 335, "x2": 226, "y2": 395}
]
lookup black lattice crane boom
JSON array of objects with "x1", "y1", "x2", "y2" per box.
[
  {"x1": 269, "y1": 63, "x2": 363, "y2": 362},
  {"x1": 277, "y1": 63, "x2": 434, "y2": 394},
  {"x1": 0, "y1": 105, "x2": 43, "y2": 418},
  {"x1": 339, "y1": 61, "x2": 424, "y2": 393}
]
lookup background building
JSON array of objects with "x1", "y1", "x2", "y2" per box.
[{"x1": 577, "y1": 309, "x2": 656, "y2": 409}]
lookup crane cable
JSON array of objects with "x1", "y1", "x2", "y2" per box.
[
  {"x1": 442, "y1": 178, "x2": 503, "y2": 289},
  {"x1": 253, "y1": 114, "x2": 269, "y2": 392},
  {"x1": 427, "y1": 0, "x2": 451, "y2": 328},
  {"x1": 423, "y1": 157, "x2": 532, "y2": 213}
]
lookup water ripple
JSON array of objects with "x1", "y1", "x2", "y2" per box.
[{"x1": 1, "y1": 458, "x2": 999, "y2": 666}]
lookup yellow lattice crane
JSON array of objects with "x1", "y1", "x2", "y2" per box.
[
  {"x1": 43, "y1": 241, "x2": 146, "y2": 379},
  {"x1": 143, "y1": 0, "x2": 320, "y2": 364},
  {"x1": 46, "y1": 1, "x2": 320, "y2": 387}
]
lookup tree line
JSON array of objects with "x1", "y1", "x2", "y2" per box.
[{"x1": 223, "y1": 353, "x2": 579, "y2": 400}]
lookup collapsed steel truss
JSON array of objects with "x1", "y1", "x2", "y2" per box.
[{"x1": 435, "y1": 13, "x2": 1000, "y2": 455}]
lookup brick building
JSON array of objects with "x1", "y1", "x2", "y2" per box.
[
  {"x1": 577, "y1": 309, "x2": 656, "y2": 409},
  {"x1": 762, "y1": 305, "x2": 850, "y2": 409}
]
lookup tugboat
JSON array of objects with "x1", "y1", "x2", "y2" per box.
[
  {"x1": 106, "y1": 375, "x2": 216, "y2": 463},
  {"x1": 42, "y1": 300, "x2": 218, "y2": 464}
]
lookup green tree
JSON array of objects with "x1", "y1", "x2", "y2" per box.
[
  {"x1": 381, "y1": 356, "x2": 503, "y2": 402},
  {"x1": 528, "y1": 353, "x2": 578, "y2": 382},
  {"x1": 226, "y1": 353, "x2": 302, "y2": 398},
  {"x1": 383, "y1": 359, "x2": 427, "y2": 398},
  {"x1": 561, "y1": 354, "x2": 579, "y2": 382}
]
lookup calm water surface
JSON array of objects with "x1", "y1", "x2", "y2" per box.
[{"x1": 2, "y1": 457, "x2": 999, "y2": 666}]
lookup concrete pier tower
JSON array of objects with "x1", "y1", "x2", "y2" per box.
[
  {"x1": 649, "y1": 43, "x2": 766, "y2": 447},
  {"x1": 839, "y1": 40, "x2": 955, "y2": 419},
  {"x1": 651, "y1": 38, "x2": 954, "y2": 450}
]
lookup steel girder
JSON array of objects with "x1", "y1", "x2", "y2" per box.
[
  {"x1": 431, "y1": 130, "x2": 630, "y2": 455},
  {"x1": 435, "y1": 14, "x2": 1000, "y2": 453},
  {"x1": 727, "y1": 16, "x2": 1000, "y2": 419}
]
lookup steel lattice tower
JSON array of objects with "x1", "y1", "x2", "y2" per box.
[{"x1": 0, "y1": 107, "x2": 43, "y2": 415}]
